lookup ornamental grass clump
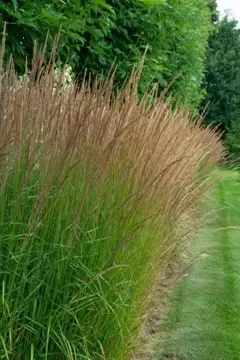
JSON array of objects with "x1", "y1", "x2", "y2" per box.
[{"x1": 0, "y1": 42, "x2": 224, "y2": 359}]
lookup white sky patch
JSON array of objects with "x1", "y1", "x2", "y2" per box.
[{"x1": 217, "y1": 0, "x2": 240, "y2": 22}]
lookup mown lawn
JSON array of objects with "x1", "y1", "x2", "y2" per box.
[{"x1": 153, "y1": 170, "x2": 240, "y2": 360}]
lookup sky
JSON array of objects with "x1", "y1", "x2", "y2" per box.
[{"x1": 217, "y1": 0, "x2": 240, "y2": 22}]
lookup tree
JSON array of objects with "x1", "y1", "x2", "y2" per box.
[
  {"x1": 208, "y1": 0, "x2": 219, "y2": 24},
  {"x1": 226, "y1": 119, "x2": 240, "y2": 163},
  {"x1": 201, "y1": 16, "x2": 240, "y2": 136},
  {"x1": 0, "y1": 0, "x2": 212, "y2": 111},
  {"x1": 74, "y1": 0, "x2": 211, "y2": 110},
  {"x1": 0, "y1": 0, "x2": 111, "y2": 71}
]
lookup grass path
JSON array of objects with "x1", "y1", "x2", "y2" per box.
[{"x1": 153, "y1": 170, "x2": 240, "y2": 360}]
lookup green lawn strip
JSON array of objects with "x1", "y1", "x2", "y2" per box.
[{"x1": 152, "y1": 170, "x2": 240, "y2": 360}]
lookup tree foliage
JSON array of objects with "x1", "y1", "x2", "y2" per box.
[
  {"x1": 208, "y1": 0, "x2": 219, "y2": 24},
  {"x1": 0, "y1": 0, "x2": 111, "y2": 70},
  {"x1": 74, "y1": 0, "x2": 211, "y2": 110},
  {"x1": 201, "y1": 11, "x2": 240, "y2": 161},
  {"x1": 202, "y1": 16, "x2": 240, "y2": 138},
  {"x1": 226, "y1": 120, "x2": 240, "y2": 163},
  {"x1": 0, "y1": 0, "x2": 211, "y2": 110}
]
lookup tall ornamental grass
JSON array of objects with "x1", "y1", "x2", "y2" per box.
[{"x1": 0, "y1": 43, "x2": 224, "y2": 359}]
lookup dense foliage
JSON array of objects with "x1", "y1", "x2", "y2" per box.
[
  {"x1": 0, "y1": 0, "x2": 211, "y2": 110},
  {"x1": 202, "y1": 16, "x2": 240, "y2": 133},
  {"x1": 202, "y1": 13, "x2": 240, "y2": 161},
  {"x1": 0, "y1": 0, "x2": 111, "y2": 69},
  {"x1": 208, "y1": 0, "x2": 218, "y2": 24},
  {"x1": 74, "y1": 0, "x2": 211, "y2": 110}
]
